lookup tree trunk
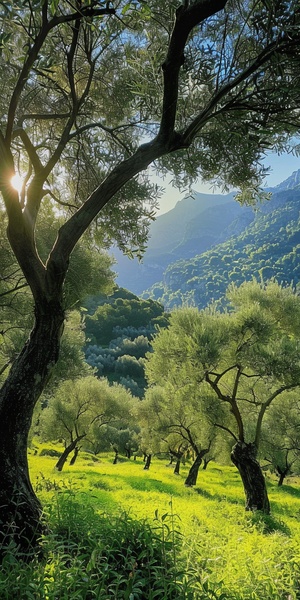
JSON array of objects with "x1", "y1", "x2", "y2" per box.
[
  {"x1": 0, "y1": 300, "x2": 64, "y2": 556},
  {"x1": 231, "y1": 441, "x2": 270, "y2": 513},
  {"x1": 185, "y1": 453, "x2": 203, "y2": 486},
  {"x1": 203, "y1": 457, "x2": 212, "y2": 470},
  {"x1": 69, "y1": 447, "x2": 79, "y2": 466},
  {"x1": 276, "y1": 465, "x2": 290, "y2": 487},
  {"x1": 174, "y1": 458, "x2": 181, "y2": 475},
  {"x1": 169, "y1": 449, "x2": 184, "y2": 475},
  {"x1": 125, "y1": 445, "x2": 131, "y2": 459},
  {"x1": 144, "y1": 454, "x2": 152, "y2": 470},
  {"x1": 56, "y1": 436, "x2": 85, "y2": 471}
]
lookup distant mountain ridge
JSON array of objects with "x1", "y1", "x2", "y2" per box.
[
  {"x1": 112, "y1": 170, "x2": 300, "y2": 303},
  {"x1": 142, "y1": 171, "x2": 300, "y2": 309},
  {"x1": 112, "y1": 190, "x2": 249, "y2": 294}
]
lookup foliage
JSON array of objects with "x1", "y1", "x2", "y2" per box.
[
  {"x1": 139, "y1": 385, "x2": 219, "y2": 482},
  {"x1": 261, "y1": 394, "x2": 300, "y2": 484},
  {"x1": 83, "y1": 287, "x2": 169, "y2": 396},
  {"x1": 0, "y1": 203, "x2": 114, "y2": 384},
  {"x1": 1, "y1": 0, "x2": 300, "y2": 555},
  {"x1": 85, "y1": 290, "x2": 168, "y2": 345},
  {"x1": 143, "y1": 184, "x2": 300, "y2": 310},
  {"x1": 0, "y1": 494, "x2": 184, "y2": 599},
  {"x1": 5, "y1": 448, "x2": 300, "y2": 600},
  {"x1": 145, "y1": 280, "x2": 300, "y2": 508},
  {"x1": 38, "y1": 376, "x2": 137, "y2": 464}
]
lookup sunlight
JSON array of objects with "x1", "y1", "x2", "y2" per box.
[{"x1": 11, "y1": 173, "x2": 23, "y2": 193}]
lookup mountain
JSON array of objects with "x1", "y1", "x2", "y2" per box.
[
  {"x1": 111, "y1": 190, "x2": 252, "y2": 295},
  {"x1": 112, "y1": 169, "x2": 300, "y2": 306},
  {"x1": 142, "y1": 170, "x2": 300, "y2": 309}
]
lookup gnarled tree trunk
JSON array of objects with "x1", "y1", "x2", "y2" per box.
[
  {"x1": 231, "y1": 441, "x2": 270, "y2": 513},
  {"x1": 0, "y1": 300, "x2": 64, "y2": 556},
  {"x1": 276, "y1": 465, "x2": 291, "y2": 487}
]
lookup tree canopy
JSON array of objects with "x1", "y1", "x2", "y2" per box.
[{"x1": 145, "y1": 280, "x2": 300, "y2": 510}]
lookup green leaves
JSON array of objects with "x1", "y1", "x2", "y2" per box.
[
  {"x1": 0, "y1": 30, "x2": 10, "y2": 55},
  {"x1": 49, "y1": 0, "x2": 59, "y2": 16},
  {"x1": 147, "y1": 280, "x2": 300, "y2": 456}
]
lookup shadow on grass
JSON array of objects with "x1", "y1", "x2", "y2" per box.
[
  {"x1": 90, "y1": 472, "x2": 181, "y2": 496},
  {"x1": 194, "y1": 486, "x2": 244, "y2": 505},
  {"x1": 125, "y1": 475, "x2": 179, "y2": 495},
  {"x1": 275, "y1": 483, "x2": 300, "y2": 498}
]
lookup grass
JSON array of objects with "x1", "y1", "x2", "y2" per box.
[{"x1": 1, "y1": 444, "x2": 300, "y2": 599}]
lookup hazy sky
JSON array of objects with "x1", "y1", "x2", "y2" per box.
[{"x1": 155, "y1": 151, "x2": 300, "y2": 215}]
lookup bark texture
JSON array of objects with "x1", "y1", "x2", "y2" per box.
[
  {"x1": 0, "y1": 301, "x2": 64, "y2": 556},
  {"x1": 231, "y1": 441, "x2": 270, "y2": 513}
]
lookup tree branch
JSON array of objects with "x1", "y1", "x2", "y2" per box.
[
  {"x1": 181, "y1": 35, "x2": 300, "y2": 145},
  {"x1": 214, "y1": 422, "x2": 238, "y2": 442},
  {"x1": 255, "y1": 384, "x2": 299, "y2": 447},
  {"x1": 5, "y1": 4, "x2": 115, "y2": 144},
  {"x1": 158, "y1": 0, "x2": 228, "y2": 144}
]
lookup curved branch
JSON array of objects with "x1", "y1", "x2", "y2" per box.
[
  {"x1": 215, "y1": 422, "x2": 238, "y2": 442},
  {"x1": 67, "y1": 121, "x2": 132, "y2": 154},
  {"x1": 254, "y1": 384, "x2": 299, "y2": 447},
  {"x1": 5, "y1": 4, "x2": 115, "y2": 144},
  {"x1": 12, "y1": 128, "x2": 43, "y2": 173}
]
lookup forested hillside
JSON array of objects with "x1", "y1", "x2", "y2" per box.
[
  {"x1": 111, "y1": 190, "x2": 247, "y2": 294},
  {"x1": 143, "y1": 171, "x2": 300, "y2": 309},
  {"x1": 83, "y1": 288, "x2": 169, "y2": 397}
]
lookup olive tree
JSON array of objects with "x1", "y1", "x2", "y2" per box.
[
  {"x1": 261, "y1": 394, "x2": 300, "y2": 485},
  {"x1": 146, "y1": 281, "x2": 300, "y2": 513},
  {"x1": 142, "y1": 385, "x2": 218, "y2": 485},
  {"x1": 1, "y1": 0, "x2": 300, "y2": 553},
  {"x1": 39, "y1": 376, "x2": 134, "y2": 470}
]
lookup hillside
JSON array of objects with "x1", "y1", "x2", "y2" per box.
[
  {"x1": 111, "y1": 190, "x2": 249, "y2": 295},
  {"x1": 141, "y1": 171, "x2": 300, "y2": 309}
]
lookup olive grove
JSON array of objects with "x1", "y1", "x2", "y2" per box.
[
  {"x1": 145, "y1": 281, "x2": 300, "y2": 512},
  {"x1": 0, "y1": 0, "x2": 300, "y2": 554}
]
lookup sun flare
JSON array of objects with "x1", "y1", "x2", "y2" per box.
[{"x1": 11, "y1": 173, "x2": 23, "y2": 193}]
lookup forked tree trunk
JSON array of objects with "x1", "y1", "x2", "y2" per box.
[
  {"x1": 203, "y1": 456, "x2": 213, "y2": 470},
  {"x1": 169, "y1": 449, "x2": 184, "y2": 475},
  {"x1": 174, "y1": 458, "x2": 181, "y2": 475},
  {"x1": 276, "y1": 465, "x2": 290, "y2": 487},
  {"x1": 125, "y1": 445, "x2": 132, "y2": 459},
  {"x1": 231, "y1": 441, "x2": 270, "y2": 513},
  {"x1": 56, "y1": 436, "x2": 85, "y2": 471},
  {"x1": 0, "y1": 300, "x2": 64, "y2": 557}
]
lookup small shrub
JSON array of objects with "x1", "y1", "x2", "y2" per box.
[{"x1": 39, "y1": 448, "x2": 61, "y2": 457}]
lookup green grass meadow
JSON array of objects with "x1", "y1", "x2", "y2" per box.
[{"x1": 1, "y1": 445, "x2": 300, "y2": 599}]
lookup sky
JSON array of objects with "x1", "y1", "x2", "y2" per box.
[{"x1": 154, "y1": 151, "x2": 300, "y2": 215}]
